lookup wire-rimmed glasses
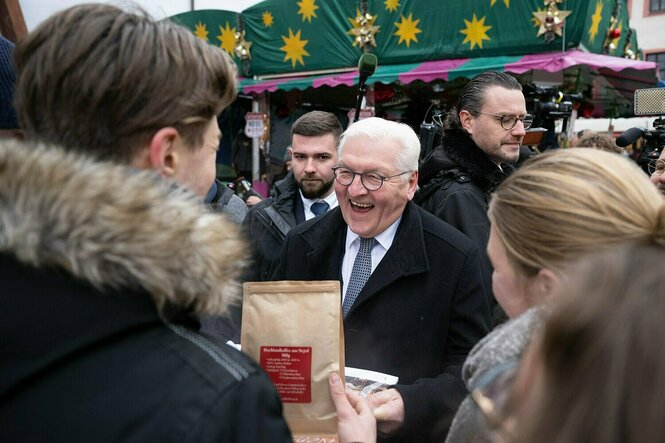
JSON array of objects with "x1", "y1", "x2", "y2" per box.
[
  {"x1": 332, "y1": 166, "x2": 412, "y2": 191},
  {"x1": 477, "y1": 112, "x2": 534, "y2": 130},
  {"x1": 648, "y1": 159, "x2": 665, "y2": 176}
]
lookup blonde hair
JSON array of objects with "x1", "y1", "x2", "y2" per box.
[{"x1": 488, "y1": 148, "x2": 665, "y2": 277}]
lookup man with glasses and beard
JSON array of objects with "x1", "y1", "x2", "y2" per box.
[
  {"x1": 243, "y1": 110, "x2": 343, "y2": 281},
  {"x1": 414, "y1": 71, "x2": 531, "y2": 323}
]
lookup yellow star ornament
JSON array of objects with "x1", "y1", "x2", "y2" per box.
[
  {"x1": 347, "y1": 9, "x2": 380, "y2": 48},
  {"x1": 394, "y1": 13, "x2": 422, "y2": 47},
  {"x1": 281, "y1": 28, "x2": 309, "y2": 68},
  {"x1": 533, "y1": 7, "x2": 571, "y2": 38},
  {"x1": 217, "y1": 22, "x2": 237, "y2": 56},
  {"x1": 460, "y1": 14, "x2": 492, "y2": 50},
  {"x1": 297, "y1": 0, "x2": 319, "y2": 23},
  {"x1": 385, "y1": 0, "x2": 400, "y2": 12},
  {"x1": 531, "y1": 7, "x2": 545, "y2": 27},
  {"x1": 194, "y1": 22, "x2": 209, "y2": 41},
  {"x1": 588, "y1": 0, "x2": 603, "y2": 43},
  {"x1": 262, "y1": 11, "x2": 274, "y2": 27},
  {"x1": 490, "y1": 0, "x2": 510, "y2": 7}
]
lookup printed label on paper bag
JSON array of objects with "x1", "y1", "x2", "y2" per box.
[{"x1": 260, "y1": 346, "x2": 312, "y2": 403}]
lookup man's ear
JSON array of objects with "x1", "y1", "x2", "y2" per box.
[
  {"x1": 148, "y1": 127, "x2": 180, "y2": 178},
  {"x1": 459, "y1": 110, "x2": 474, "y2": 134},
  {"x1": 406, "y1": 170, "x2": 419, "y2": 200}
]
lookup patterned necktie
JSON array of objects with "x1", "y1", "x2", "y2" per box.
[
  {"x1": 343, "y1": 237, "x2": 377, "y2": 317},
  {"x1": 311, "y1": 201, "x2": 329, "y2": 216}
]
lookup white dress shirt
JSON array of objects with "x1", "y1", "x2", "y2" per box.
[{"x1": 341, "y1": 217, "x2": 402, "y2": 302}]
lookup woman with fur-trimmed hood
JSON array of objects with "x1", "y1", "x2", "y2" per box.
[{"x1": 0, "y1": 139, "x2": 291, "y2": 442}]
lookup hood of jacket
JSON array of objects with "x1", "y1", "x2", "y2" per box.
[
  {"x1": 419, "y1": 129, "x2": 513, "y2": 193},
  {"x1": 0, "y1": 138, "x2": 248, "y2": 316}
]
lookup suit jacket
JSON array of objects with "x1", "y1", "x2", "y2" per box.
[{"x1": 273, "y1": 202, "x2": 492, "y2": 442}]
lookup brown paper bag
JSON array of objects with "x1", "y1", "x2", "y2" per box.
[{"x1": 241, "y1": 280, "x2": 344, "y2": 441}]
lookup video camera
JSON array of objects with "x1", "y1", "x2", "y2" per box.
[
  {"x1": 616, "y1": 88, "x2": 665, "y2": 171},
  {"x1": 524, "y1": 84, "x2": 583, "y2": 150},
  {"x1": 524, "y1": 84, "x2": 582, "y2": 120}
]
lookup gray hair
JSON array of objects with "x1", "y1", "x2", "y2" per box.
[{"x1": 338, "y1": 117, "x2": 419, "y2": 177}]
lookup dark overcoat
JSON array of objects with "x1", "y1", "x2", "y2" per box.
[{"x1": 273, "y1": 202, "x2": 492, "y2": 442}]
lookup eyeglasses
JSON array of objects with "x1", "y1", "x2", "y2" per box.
[
  {"x1": 332, "y1": 166, "x2": 413, "y2": 191},
  {"x1": 648, "y1": 159, "x2": 665, "y2": 176},
  {"x1": 470, "y1": 360, "x2": 519, "y2": 441},
  {"x1": 477, "y1": 112, "x2": 534, "y2": 130}
]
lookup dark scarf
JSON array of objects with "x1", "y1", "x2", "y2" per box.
[{"x1": 419, "y1": 129, "x2": 514, "y2": 194}]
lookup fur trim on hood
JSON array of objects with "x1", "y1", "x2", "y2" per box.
[{"x1": 0, "y1": 138, "x2": 248, "y2": 316}]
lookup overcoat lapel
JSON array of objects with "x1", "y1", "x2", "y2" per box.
[
  {"x1": 345, "y1": 202, "x2": 431, "y2": 317},
  {"x1": 300, "y1": 208, "x2": 347, "y2": 281}
]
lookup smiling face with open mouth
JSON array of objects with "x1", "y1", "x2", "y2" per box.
[{"x1": 334, "y1": 135, "x2": 417, "y2": 238}]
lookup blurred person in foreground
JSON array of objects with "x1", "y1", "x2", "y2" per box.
[
  {"x1": 275, "y1": 117, "x2": 492, "y2": 442},
  {"x1": 0, "y1": 5, "x2": 291, "y2": 441},
  {"x1": 508, "y1": 244, "x2": 665, "y2": 443},
  {"x1": 12, "y1": 3, "x2": 246, "y2": 223},
  {"x1": 329, "y1": 148, "x2": 664, "y2": 443}
]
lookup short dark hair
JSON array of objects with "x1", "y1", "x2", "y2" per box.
[
  {"x1": 444, "y1": 71, "x2": 522, "y2": 131},
  {"x1": 575, "y1": 133, "x2": 621, "y2": 154},
  {"x1": 291, "y1": 111, "x2": 343, "y2": 144},
  {"x1": 13, "y1": 4, "x2": 237, "y2": 163}
]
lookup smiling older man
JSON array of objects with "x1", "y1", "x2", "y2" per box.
[{"x1": 273, "y1": 117, "x2": 492, "y2": 442}]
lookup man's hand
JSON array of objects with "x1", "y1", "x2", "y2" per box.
[
  {"x1": 328, "y1": 372, "x2": 377, "y2": 443},
  {"x1": 366, "y1": 388, "x2": 405, "y2": 436},
  {"x1": 245, "y1": 195, "x2": 263, "y2": 206}
]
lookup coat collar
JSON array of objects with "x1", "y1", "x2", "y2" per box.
[
  {"x1": 421, "y1": 129, "x2": 513, "y2": 193},
  {"x1": 298, "y1": 202, "x2": 430, "y2": 316},
  {"x1": 270, "y1": 171, "x2": 301, "y2": 225}
]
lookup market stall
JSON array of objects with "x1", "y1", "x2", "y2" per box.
[{"x1": 170, "y1": 0, "x2": 658, "y2": 179}]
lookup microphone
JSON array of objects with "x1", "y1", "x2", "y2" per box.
[
  {"x1": 616, "y1": 127, "x2": 645, "y2": 147},
  {"x1": 357, "y1": 53, "x2": 378, "y2": 86},
  {"x1": 354, "y1": 53, "x2": 377, "y2": 123}
]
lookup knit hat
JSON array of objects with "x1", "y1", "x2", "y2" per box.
[{"x1": 0, "y1": 35, "x2": 19, "y2": 130}]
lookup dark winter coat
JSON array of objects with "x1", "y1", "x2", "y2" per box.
[
  {"x1": 242, "y1": 171, "x2": 305, "y2": 281},
  {"x1": 414, "y1": 130, "x2": 514, "y2": 321},
  {"x1": 0, "y1": 139, "x2": 291, "y2": 443},
  {"x1": 272, "y1": 203, "x2": 493, "y2": 443}
]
